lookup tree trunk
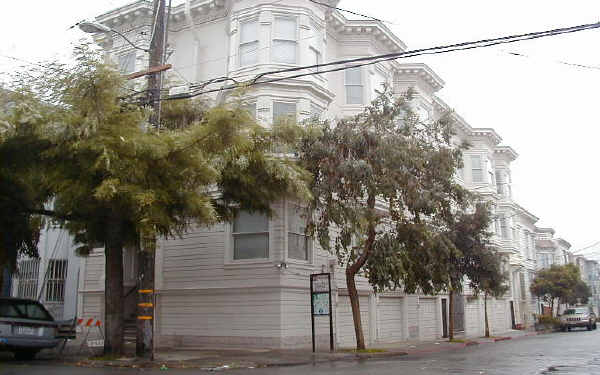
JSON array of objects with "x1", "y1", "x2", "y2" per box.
[
  {"x1": 448, "y1": 289, "x2": 454, "y2": 340},
  {"x1": 345, "y1": 192, "x2": 376, "y2": 350},
  {"x1": 104, "y1": 216, "x2": 125, "y2": 355},
  {"x1": 484, "y1": 292, "x2": 490, "y2": 338},
  {"x1": 550, "y1": 298, "x2": 555, "y2": 318},
  {"x1": 346, "y1": 268, "x2": 365, "y2": 350}
]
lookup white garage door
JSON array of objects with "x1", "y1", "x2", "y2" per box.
[
  {"x1": 377, "y1": 297, "x2": 403, "y2": 343},
  {"x1": 337, "y1": 295, "x2": 370, "y2": 348},
  {"x1": 419, "y1": 298, "x2": 439, "y2": 341},
  {"x1": 491, "y1": 299, "x2": 508, "y2": 335}
]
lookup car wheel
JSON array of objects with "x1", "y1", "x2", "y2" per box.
[
  {"x1": 568, "y1": 326, "x2": 572, "y2": 331},
  {"x1": 588, "y1": 324, "x2": 592, "y2": 331},
  {"x1": 562, "y1": 326, "x2": 567, "y2": 332},
  {"x1": 14, "y1": 350, "x2": 38, "y2": 361},
  {"x1": 594, "y1": 323, "x2": 597, "y2": 330}
]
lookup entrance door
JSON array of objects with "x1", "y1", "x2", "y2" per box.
[
  {"x1": 510, "y1": 301, "x2": 516, "y2": 329},
  {"x1": 453, "y1": 294, "x2": 465, "y2": 332},
  {"x1": 441, "y1": 298, "x2": 448, "y2": 338}
]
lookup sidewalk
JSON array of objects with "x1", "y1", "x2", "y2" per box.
[{"x1": 45, "y1": 329, "x2": 539, "y2": 370}]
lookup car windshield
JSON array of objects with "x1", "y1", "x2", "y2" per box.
[
  {"x1": 564, "y1": 308, "x2": 588, "y2": 315},
  {"x1": 0, "y1": 300, "x2": 53, "y2": 321}
]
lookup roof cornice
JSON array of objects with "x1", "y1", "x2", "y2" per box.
[
  {"x1": 325, "y1": 11, "x2": 407, "y2": 52},
  {"x1": 494, "y1": 146, "x2": 519, "y2": 161},
  {"x1": 536, "y1": 227, "x2": 556, "y2": 235},
  {"x1": 557, "y1": 238, "x2": 572, "y2": 249},
  {"x1": 394, "y1": 63, "x2": 445, "y2": 93},
  {"x1": 471, "y1": 128, "x2": 502, "y2": 146}
]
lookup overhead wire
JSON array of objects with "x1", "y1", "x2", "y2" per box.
[{"x1": 152, "y1": 21, "x2": 600, "y2": 102}]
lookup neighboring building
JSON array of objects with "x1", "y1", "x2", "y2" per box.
[
  {"x1": 11, "y1": 226, "x2": 80, "y2": 320},
  {"x1": 76, "y1": 0, "x2": 571, "y2": 348}
]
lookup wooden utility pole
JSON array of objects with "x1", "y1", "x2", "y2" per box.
[{"x1": 137, "y1": 0, "x2": 167, "y2": 360}]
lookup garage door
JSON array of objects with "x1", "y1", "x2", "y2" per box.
[
  {"x1": 491, "y1": 299, "x2": 508, "y2": 335},
  {"x1": 419, "y1": 298, "x2": 439, "y2": 341},
  {"x1": 377, "y1": 297, "x2": 403, "y2": 343},
  {"x1": 337, "y1": 295, "x2": 370, "y2": 348}
]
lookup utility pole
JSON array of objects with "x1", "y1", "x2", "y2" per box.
[{"x1": 137, "y1": 0, "x2": 167, "y2": 360}]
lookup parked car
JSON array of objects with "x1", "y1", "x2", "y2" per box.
[
  {"x1": 0, "y1": 297, "x2": 60, "y2": 360},
  {"x1": 559, "y1": 306, "x2": 597, "y2": 332}
]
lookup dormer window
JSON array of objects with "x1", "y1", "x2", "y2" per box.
[
  {"x1": 272, "y1": 17, "x2": 297, "y2": 64},
  {"x1": 240, "y1": 20, "x2": 259, "y2": 66}
]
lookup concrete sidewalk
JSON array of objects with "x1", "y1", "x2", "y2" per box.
[{"x1": 38, "y1": 329, "x2": 538, "y2": 370}]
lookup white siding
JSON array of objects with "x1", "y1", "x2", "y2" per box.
[
  {"x1": 337, "y1": 294, "x2": 370, "y2": 348},
  {"x1": 377, "y1": 296, "x2": 403, "y2": 343},
  {"x1": 419, "y1": 297, "x2": 439, "y2": 341}
]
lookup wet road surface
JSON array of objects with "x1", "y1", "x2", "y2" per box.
[{"x1": 1, "y1": 329, "x2": 600, "y2": 374}]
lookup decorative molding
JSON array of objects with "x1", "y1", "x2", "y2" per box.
[
  {"x1": 494, "y1": 146, "x2": 519, "y2": 161},
  {"x1": 394, "y1": 63, "x2": 445, "y2": 92}
]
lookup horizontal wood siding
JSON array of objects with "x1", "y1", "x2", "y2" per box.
[
  {"x1": 281, "y1": 288, "x2": 331, "y2": 348},
  {"x1": 157, "y1": 289, "x2": 282, "y2": 346},
  {"x1": 419, "y1": 297, "x2": 439, "y2": 341},
  {"x1": 83, "y1": 255, "x2": 104, "y2": 291},
  {"x1": 336, "y1": 295, "x2": 369, "y2": 348},
  {"x1": 377, "y1": 296, "x2": 403, "y2": 343}
]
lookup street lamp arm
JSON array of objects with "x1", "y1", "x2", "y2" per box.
[{"x1": 79, "y1": 21, "x2": 149, "y2": 53}]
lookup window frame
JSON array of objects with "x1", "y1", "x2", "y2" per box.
[
  {"x1": 45, "y1": 259, "x2": 68, "y2": 303},
  {"x1": 17, "y1": 259, "x2": 40, "y2": 300},
  {"x1": 231, "y1": 210, "x2": 270, "y2": 261},
  {"x1": 345, "y1": 66, "x2": 364, "y2": 105},
  {"x1": 272, "y1": 16, "x2": 298, "y2": 64},
  {"x1": 470, "y1": 155, "x2": 484, "y2": 183},
  {"x1": 239, "y1": 19, "x2": 260, "y2": 67},
  {"x1": 273, "y1": 101, "x2": 297, "y2": 123},
  {"x1": 117, "y1": 50, "x2": 136, "y2": 74},
  {"x1": 286, "y1": 202, "x2": 313, "y2": 262}
]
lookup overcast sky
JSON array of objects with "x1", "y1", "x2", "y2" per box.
[{"x1": 2, "y1": 1, "x2": 600, "y2": 257}]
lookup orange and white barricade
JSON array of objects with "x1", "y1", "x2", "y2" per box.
[{"x1": 76, "y1": 317, "x2": 104, "y2": 354}]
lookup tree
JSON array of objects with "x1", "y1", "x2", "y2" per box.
[
  {"x1": 441, "y1": 203, "x2": 509, "y2": 340},
  {"x1": 530, "y1": 264, "x2": 588, "y2": 316},
  {"x1": 295, "y1": 87, "x2": 468, "y2": 349},
  {"x1": 470, "y1": 249, "x2": 509, "y2": 337},
  {"x1": 1, "y1": 46, "x2": 310, "y2": 355}
]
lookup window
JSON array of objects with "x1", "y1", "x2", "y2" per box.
[
  {"x1": 310, "y1": 103, "x2": 323, "y2": 119},
  {"x1": 240, "y1": 20, "x2": 259, "y2": 66},
  {"x1": 17, "y1": 259, "x2": 40, "y2": 299},
  {"x1": 500, "y1": 216, "x2": 510, "y2": 239},
  {"x1": 273, "y1": 102, "x2": 297, "y2": 123},
  {"x1": 288, "y1": 204, "x2": 311, "y2": 261},
  {"x1": 519, "y1": 272, "x2": 527, "y2": 300},
  {"x1": 244, "y1": 103, "x2": 257, "y2": 119},
  {"x1": 45, "y1": 259, "x2": 68, "y2": 303},
  {"x1": 118, "y1": 51, "x2": 136, "y2": 74},
  {"x1": 0, "y1": 300, "x2": 52, "y2": 321},
  {"x1": 487, "y1": 158, "x2": 495, "y2": 186},
  {"x1": 272, "y1": 17, "x2": 297, "y2": 64},
  {"x1": 233, "y1": 211, "x2": 269, "y2": 260},
  {"x1": 345, "y1": 67, "x2": 363, "y2": 104},
  {"x1": 494, "y1": 218, "x2": 501, "y2": 236},
  {"x1": 309, "y1": 47, "x2": 321, "y2": 72},
  {"x1": 495, "y1": 170, "x2": 504, "y2": 195},
  {"x1": 471, "y1": 155, "x2": 483, "y2": 183}
]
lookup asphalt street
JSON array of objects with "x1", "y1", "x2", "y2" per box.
[{"x1": 2, "y1": 329, "x2": 600, "y2": 374}]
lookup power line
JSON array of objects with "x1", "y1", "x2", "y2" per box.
[
  {"x1": 154, "y1": 21, "x2": 600, "y2": 102},
  {"x1": 502, "y1": 50, "x2": 600, "y2": 72},
  {"x1": 308, "y1": 0, "x2": 395, "y2": 25}
]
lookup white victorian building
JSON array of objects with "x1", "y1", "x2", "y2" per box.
[{"x1": 77, "y1": 0, "x2": 563, "y2": 348}]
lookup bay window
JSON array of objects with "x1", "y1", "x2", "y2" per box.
[
  {"x1": 273, "y1": 101, "x2": 297, "y2": 123},
  {"x1": 240, "y1": 20, "x2": 259, "y2": 66},
  {"x1": 272, "y1": 17, "x2": 297, "y2": 64}
]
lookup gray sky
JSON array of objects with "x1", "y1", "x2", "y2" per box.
[{"x1": 2, "y1": 1, "x2": 600, "y2": 256}]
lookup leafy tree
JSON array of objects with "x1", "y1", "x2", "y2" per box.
[
  {"x1": 1, "y1": 46, "x2": 310, "y2": 355},
  {"x1": 441, "y1": 203, "x2": 509, "y2": 339},
  {"x1": 295, "y1": 87, "x2": 468, "y2": 349},
  {"x1": 470, "y1": 249, "x2": 510, "y2": 337},
  {"x1": 530, "y1": 264, "x2": 588, "y2": 316}
]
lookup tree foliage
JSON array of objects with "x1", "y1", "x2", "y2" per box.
[
  {"x1": 530, "y1": 263, "x2": 591, "y2": 315},
  {"x1": 296, "y1": 87, "x2": 469, "y2": 349},
  {"x1": 0, "y1": 45, "x2": 310, "y2": 354}
]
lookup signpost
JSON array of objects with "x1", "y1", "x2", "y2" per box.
[{"x1": 310, "y1": 273, "x2": 334, "y2": 352}]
